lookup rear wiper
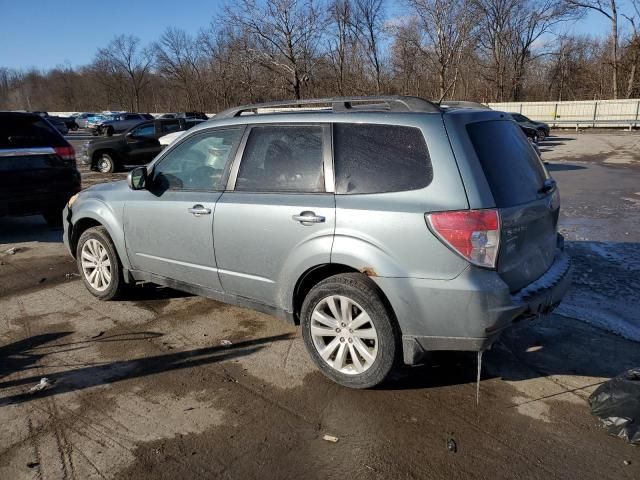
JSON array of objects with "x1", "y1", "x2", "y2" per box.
[{"x1": 538, "y1": 178, "x2": 556, "y2": 194}]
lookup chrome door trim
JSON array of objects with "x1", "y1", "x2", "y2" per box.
[{"x1": 0, "y1": 147, "x2": 56, "y2": 157}]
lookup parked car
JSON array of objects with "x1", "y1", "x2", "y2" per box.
[
  {"x1": 160, "y1": 112, "x2": 209, "y2": 120},
  {"x1": 73, "y1": 113, "x2": 97, "y2": 129},
  {"x1": 81, "y1": 118, "x2": 197, "y2": 173},
  {"x1": 158, "y1": 119, "x2": 207, "y2": 146},
  {"x1": 63, "y1": 96, "x2": 571, "y2": 389},
  {"x1": 92, "y1": 113, "x2": 154, "y2": 136},
  {"x1": 510, "y1": 113, "x2": 551, "y2": 140},
  {"x1": 1, "y1": 112, "x2": 81, "y2": 226},
  {"x1": 46, "y1": 116, "x2": 69, "y2": 135}
]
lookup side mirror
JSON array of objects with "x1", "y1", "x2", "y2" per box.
[{"x1": 128, "y1": 166, "x2": 148, "y2": 190}]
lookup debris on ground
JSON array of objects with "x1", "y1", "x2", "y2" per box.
[
  {"x1": 3, "y1": 247, "x2": 18, "y2": 255},
  {"x1": 26, "y1": 462, "x2": 39, "y2": 469},
  {"x1": 92, "y1": 331, "x2": 105, "y2": 339},
  {"x1": 322, "y1": 434, "x2": 339, "y2": 443},
  {"x1": 447, "y1": 438, "x2": 458, "y2": 453},
  {"x1": 29, "y1": 378, "x2": 53, "y2": 394},
  {"x1": 623, "y1": 460, "x2": 631, "y2": 466},
  {"x1": 38, "y1": 278, "x2": 46, "y2": 284},
  {"x1": 220, "y1": 339, "x2": 233, "y2": 347},
  {"x1": 65, "y1": 272, "x2": 80, "y2": 278},
  {"x1": 589, "y1": 368, "x2": 640, "y2": 445}
]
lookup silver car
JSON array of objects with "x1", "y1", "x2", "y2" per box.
[{"x1": 63, "y1": 96, "x2": 572, "y2": 389}]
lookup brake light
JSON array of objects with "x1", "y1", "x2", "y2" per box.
[
  {"x1": 54, "y1": 146, "x2": 76, "y2": 166},
  {"x1": 426, "y1": 209, "x2": 500, "y2": 269}
]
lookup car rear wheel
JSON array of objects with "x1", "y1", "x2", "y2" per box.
[
  {"x1": 96, "y1": 153, "x2": 116, "y2": 173},
  {"x1": 77, "y1": 226, "x2": 125, "y2": 300},
  {"x1": 301, "y1": 273, "x2": 399, "y2": 389}
]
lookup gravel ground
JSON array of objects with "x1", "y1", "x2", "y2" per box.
[{"x1": 0, "y1": 132, "x2": 639, "y2": 480}]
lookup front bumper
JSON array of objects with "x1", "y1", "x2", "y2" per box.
[{"x1": 374, "y1": 248, "x2": 573, "y2": 365}]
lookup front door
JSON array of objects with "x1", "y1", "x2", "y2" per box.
[
  {"x1": 214, "y1": 124, "x2": 335, "y2": 308},
  {"x1": 123, "y1": 127, "x2": 244, "y2": 290},
  {"x1": 125, "y1": 123, "x2": 162, "y2": 165}
]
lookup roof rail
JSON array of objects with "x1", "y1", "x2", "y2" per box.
[
  {"x1": 438, "y1": 100, "x2": 491, "y2": 110},
  {"x1": 215, "y1": 96, "x2": 441, "y2": 119}
]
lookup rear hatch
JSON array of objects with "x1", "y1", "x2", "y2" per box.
[
  {"x1": 466, "y1": 119, "x2": 558, "y2": 293},
  {"x1": 0, "y1": 114, "x2": 79, "y2": 211}
]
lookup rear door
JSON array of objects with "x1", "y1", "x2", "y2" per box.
[
  {"x1": 465, "y1": 119, "x2": 558, "y2": 292},
  {"x1": 213, "y1": 124, "x2": 335, "y2": 308}
]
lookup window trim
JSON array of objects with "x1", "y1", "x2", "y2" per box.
[
  {"x1": 226, "y1": 123, "x2": 334, "y2": 194},
  {"x1": 149, "y1": 126, "x2": 245, "y2": 193}
]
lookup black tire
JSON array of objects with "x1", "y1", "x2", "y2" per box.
[
  {"x1": 76, "y1": 226, "x2": 125, "y2": 300},
  {"x1": 301, "y1": 273, "x2": 399, "y2": 389},
  {"x1": 42, "y1": 208, "x2": 63, "y2": 227},
  {"x1": 537, "y1": 128, "x2": 546, "y2": 141},
  {"x1": 95, "y1": 153, "x2": 116, "y2": 173},
  {"x1": 106, "y1": 126, "x2": 114, "y2": 137}
]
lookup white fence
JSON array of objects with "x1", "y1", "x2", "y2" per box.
[{"x1": 489, "y1": 99, "x2": 640, "y2": 129}]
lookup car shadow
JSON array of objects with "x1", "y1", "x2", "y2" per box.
[
  {"x1": 0, "y1": 216, "x2": 62, "y2": 245},
  {"x1": 0, "y1": 333, "x2": 292, "y2": 406},
  {"x1": 545, "y1": 163, "x2": 587, "y2": 171}
]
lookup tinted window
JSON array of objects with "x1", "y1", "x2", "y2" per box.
[
  {"x1": 466, "y1": 120, "x2": 546, "y2": 207},
  {"x1": 131, "y1": 124, "x2": 155, "y2": 137},
  {"x1": 0, "y1": 115, "x2": 65, "y2": 148},
  {"x1": 153, "y1": 128, "x2": 241, "y2": 191},
  {"x1": 161, "y1": 122, "x2": 182, "y2": 133},
  {"x1": 334, "y1": 124, "x2": 432, "y2": 194},
  {"x1": 236, "y1": 126, "x2": 324, "y2": 193}
]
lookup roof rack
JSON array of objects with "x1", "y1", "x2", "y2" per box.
[
  {"x1": 438, "y1": 101, "x2": 491, "y2": 110},
  {"x1": 215, "y1": 96, "x2": 442, "y2": 119}
]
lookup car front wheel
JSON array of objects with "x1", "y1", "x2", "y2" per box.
[
  {"x1": 76, "y1": 226, "x2": 125, "y2": 300},
  {"x1": 301, "y1": 273, "x2": 399, "y2": 389}
]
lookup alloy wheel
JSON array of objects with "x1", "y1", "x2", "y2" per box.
[
  {"x1": 310, "y1": 295, "x2": 379, "y2": 375},
  {"x1": 81, "y1": 238, "x2": 112, "y2": 291}
]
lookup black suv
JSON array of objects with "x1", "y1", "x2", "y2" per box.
[
  {"x1": 82, "y1": 118, "x2": 197, "y2": 173},
  {"x1": 0, "y1": 112, "x2": 81, "y2": 226}
]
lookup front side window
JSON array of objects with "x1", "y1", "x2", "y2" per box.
[
  {"x1": 130, "y1": 124, "x2": 155, "y2": 138},
  {"x1": 235, "y1": 126, "x2": 325, "y2": 193},
  {"x1": 333, "y1": 123, "x2": 432, "y2": 194},
  {"x1": 125, "y1": 114, "x2": 140, "y2": 121},
  {"x1": 152, "y1": 128, "x2": 242, "y2": 191}
]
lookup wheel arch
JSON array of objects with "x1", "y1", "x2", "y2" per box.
[{"x1": 291, "y1": 263, "x2": 398, "y2": 328}]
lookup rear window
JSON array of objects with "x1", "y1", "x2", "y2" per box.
[
  {"x1": 0, "y1": 115, "x2": 66, "y2": 149},
  {"x1": 334, "y1": 124, "x2": 432, "y2": 194},
  {"x1": 466, "y1": 120, "x2": 546, "y2": 207}
]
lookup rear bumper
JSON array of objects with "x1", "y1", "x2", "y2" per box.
[
  {"x1": 373, "y1": 248, "x2": 572, "y2": 365},
  {"x1": 0, "y1": 189, "x2": 80, "y2": 217}
]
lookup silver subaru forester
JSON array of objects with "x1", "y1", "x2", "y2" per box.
[{"x1": 63, "y1": 96, "x2": 572, "y2": 388}]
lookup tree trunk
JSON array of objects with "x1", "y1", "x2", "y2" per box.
[{"x1": 611, "y1": 0, "x2": 618, "y2": 99}]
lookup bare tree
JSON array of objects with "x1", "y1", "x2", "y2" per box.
[
  {"x1": 622, "y1": 0, "x2": 640, "y2": 98},
  {"x1": 153, "y1": 28, "x2": 206, "y2": 110},
  {"x1": 351, "y1": 0, "x2": 385, "y2": 93},
  {"x1": 404, "y1": 0, "x2": 476, "y2": 101},
  {"x1": 327, "y1": 0, "x2": 356, "y2": 95},
  {"x1": 565, "y1": 0, "x2": 619, "y2": 98},
  {"x1": 225, "y1": 0, "x2": 326, "y2": 99},
  {"x1": 94, "y1": 35, "x2": 153, "y2": 111}
]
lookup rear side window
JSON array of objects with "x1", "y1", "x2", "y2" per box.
[
  {"x1": 466, "y1": 120, "x2": 546, "y2": 207},
  {"x1": 236, "y1": 126, "x2": 325, "y2": 193},
  {"x1": 0, "y1": 115, "x2": 65, "y2": 148},
  {"x1": 333, "y1": 124, "x2": 432, "y2": 194},
  {"x1": 161, "y1": 122, "x2": 182, "y2": 133}
]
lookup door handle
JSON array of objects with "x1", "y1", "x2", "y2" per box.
[
  {"x1": 292, "y1": 211, "x2": 325, "y2": 225},
  {"x1": 188, "y1": 204, "x2": 211, "y2": 216}
]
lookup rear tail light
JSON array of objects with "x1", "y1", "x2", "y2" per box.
[
  {"x1": 426, "y1": 209, "x2": 500, "y2": 269},
  {"x1": 54, "y1": 146, "x2": 76, "y2": 166}
]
